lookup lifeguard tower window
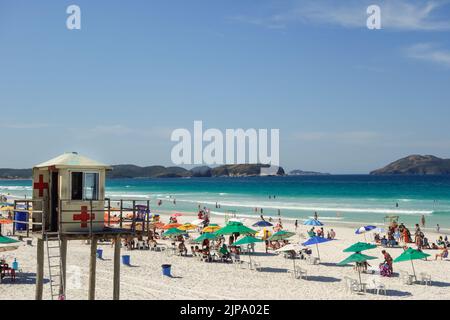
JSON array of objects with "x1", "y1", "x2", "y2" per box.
[{"x1": 71, "y1": 172, "x2": 99, "y2": 201}]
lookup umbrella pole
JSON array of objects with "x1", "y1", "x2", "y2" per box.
[
  {"x1": 316, "y1": 243, "x2": 320, "y2": 260},
  {"x1": 293, "y1": 256, "x2": 296, "y2": 277},
  {"x1": 358, "y1": 268, "x2": 362, "y2": 289},
  {"x1": 249, "y1": 247, "x2": 253, "y2": 269},
  {"x1": 364, "y1": 233, "x2": 367, "y2": 242},
  {"x1": 411, "y1": 259, "x2": 416, "y2": 281}
]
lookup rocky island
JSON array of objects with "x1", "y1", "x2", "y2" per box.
[{"x1": 370, "y1": 155, "x2": 450, "y2": 175}]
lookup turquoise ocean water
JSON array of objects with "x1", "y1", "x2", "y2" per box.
[{"x1": 2, "y1": 175, "x2": 450, "y2": 230}]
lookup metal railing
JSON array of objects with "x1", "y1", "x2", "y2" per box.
[{"x1": 10, "y1": 198, "x2": 154, "y2": 238}]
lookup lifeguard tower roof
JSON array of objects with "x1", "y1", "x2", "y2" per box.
[{"x1": 35, "y1": 152, "x2": 111, "y2": 170}]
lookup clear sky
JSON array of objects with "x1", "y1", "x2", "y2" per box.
[{"x1": 1, "y1": 0, "x2": 450, "y2": 173}]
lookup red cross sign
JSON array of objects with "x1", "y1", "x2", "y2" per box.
[
  {"x1": 73, "y1": 206, "x2": 95, "y2": 228},
  {"x1": 33, "y1": 174, "x2": 49, "y2": 197}
]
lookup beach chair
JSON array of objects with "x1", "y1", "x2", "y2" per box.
[
  {"x1": 399, "y1": 270, "x2": 415, "y2": 285},
  {"x1": 231, "y1": 253, "x2": 244, "y2": 268},
  {"x1": 419, "y1": 272, "x2": 432, "y2": 286},
  {"x1": 294, "y1": 267, "x2": 308, "y2": 280},
  {"x1": 307, "y1": 256, "x2": 320, "y2": 265},
  {"x1": 343, "y1": 277, "x2": 359, "y2": 294},
  {"x1": 251, "y1": 261, "x2": 262, "y2": 271},
  {"x1": 367, "y1": 278, "x2": 386, "y2": 295}
]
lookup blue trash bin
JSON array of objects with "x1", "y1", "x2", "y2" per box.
[
  {"x1": 96, "y1": 249, "x2": 103, "y2": 259},
  {"x1": 122, "y1": 255, "x2": 130, "y2": 265},
  {"x1": 162, "y1": 264, "x2": 172, "y2": 277},
  {"x1": 14, "y1": 211, "x2": 27, "y2": 231}
]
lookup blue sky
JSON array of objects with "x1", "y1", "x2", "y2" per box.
[{"x1": 1, "y1": 0, "x2": 450, "y2": 173}]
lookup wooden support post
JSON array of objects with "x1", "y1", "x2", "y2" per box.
[
  {"x1": 113, "y1": 235, "x2": 121, "y2": 300},
  {"x1": 26, "y1": 201, "x2": 30, "y2": 238},
  {"x1": 60, "y1": 238, "x2": 68, "y2": 297},
  {"x1": 88, "y1": 236, "x2": 98, "y2": 300},
  {"x1": 35, "y1": 238, "x2": 44, "y2": 300}
]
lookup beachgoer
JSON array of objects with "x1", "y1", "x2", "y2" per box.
[
  {"x1": 381, "y1": 250, "x2": 393, "y2": 272},
  {"x1": 436, "y1": 224, "x2": 440, "y2": 233},
  {"x1": 294, "y1": 220, "x2": 298, "y2": 231},
  {"x1": 435, "y1": 247, "x2": 448, "y2": 260},
  {"x1": 314, "y1": 212, "x2": 318, "y2": 220},
  {"x1": 421, "y1": 215, "x2": 426, "y2": 228}
]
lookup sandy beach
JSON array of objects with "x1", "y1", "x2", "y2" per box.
[{"x1": 1, "y1": 210, "x2": 449, "y2": 300}]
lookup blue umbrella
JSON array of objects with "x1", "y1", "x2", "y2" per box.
[
  {"x1": 355, "y1": 225, "x2": 376, "y2": 234},
  {"x1": 302, "y1": 236, "x2": 332, "y2": 260},
  {"x1": 355, "y1": 225, "x2": 377, "y2": 241},
  {"x1": 303, "y1": 219, "x2": 323, "y2": 226},
  {"x1": 252, "y1": 220, "x2": 273, "y2": 227}
]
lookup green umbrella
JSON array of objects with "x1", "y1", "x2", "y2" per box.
[
  {"x1": 233, "y1": 236, "x2": 263, "y2": 269},
  {"x1": 0, "y1": 236, "x2": 19, "y2": 244},
  {"x1": 215, "y1": 221, "x2": 256, "y2": 236},
  {"x1": 393, "y1": 247, "x2": 430, "y2": 280},
  {"x1": 268, "y1": 230, "x2": 295, "y2": 241},
  {"x1": 194, "y1": 233, "x2": 218, "y2": 243},
  {"x1": 338, "y1": 253, "x2": 378, "y2": 287},
  {"x1": 343, "y1": 242, "x2": 377, "y2": 253},
  {"x1": 162, "y1": 228, "x2": 186, "y2": 237},
  {"x1": 233, "y1": 236, "x2": 263, "y2": 246}
]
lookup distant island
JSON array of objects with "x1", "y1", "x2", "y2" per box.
[
  {"x1": 371, "y1": 155, "x2": 450, "y2": 175},
  {"x1": 289, "y1": 169, "x2": 330, "y2": 176},
  {"x1": 0, "y1": 164, "x2": 285, "y2": 179}
]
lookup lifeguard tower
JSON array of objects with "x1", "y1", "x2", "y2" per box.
[{"x1": 11, "y1": 152, "x2": 148, "y2": 300}]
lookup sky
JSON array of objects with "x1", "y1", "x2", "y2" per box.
[{"x1": 1, "y1": 0, "x2": 450, "y2": 173}]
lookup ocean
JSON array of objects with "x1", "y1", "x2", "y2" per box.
[{"x1": 2, "y1": 175, "x2": 450, "y2": 230}]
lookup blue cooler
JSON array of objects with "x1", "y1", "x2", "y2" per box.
[
  {"x1": 122, "y1": 255, "x2": 130, "y2": 265},
  {"x1": 162, "y1": 264, "x2": 172, "y2": 277},
  {"x1": 14, "y1": 211, "x2": 27, "y2": 231}
]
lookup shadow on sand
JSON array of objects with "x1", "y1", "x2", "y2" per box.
[
  {"x1": 304, "y1": 276, "x2": 341, "y2": 283},
  {"x1": 257, "y1": 267, "x2": 289, "y2": 273},
  {"x1": 1, "y1": 272, "x2": 50, "y2": 285}
]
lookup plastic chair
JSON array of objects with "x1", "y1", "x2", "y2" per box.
[{"x1": 420, "y1": 272, "x2": 432, "y2": 286}]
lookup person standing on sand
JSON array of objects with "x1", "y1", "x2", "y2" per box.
[
  {"x1": 421, "y1": 215, "x2": 426, "y2": 228},
  {"x1": 314, "y1": 212, "x2": 318, "y2": 220},
  {"x1": 295, "y1": 220, "x2": 298, "y2": 231},
  {"x1": 437, "y1": 224, "x2": 440, "y2": 233},
  {"x1": 260, "y1": 214, "x2": 265, "y2": 221}
]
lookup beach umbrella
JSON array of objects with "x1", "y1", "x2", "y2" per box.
[
  {"x1": 268, "y1": 230, "x2": 295, "y2": 241},
  {"x1": 0, "y1": 235, "x2": 20, "y2": 252},
  {"x1": 393, "y1": 247, "x2": 430, "y2": 279},
  {"x1": 190, "y1": 219, "x2": 205, "y2": 226},
  {"x1": 233, "y1": 236, "x2": 263, "y2": 269},
  {"x1": 203, "y1": 224, "x2": 221, "y2": 233},
  {"x1": 276, "y1": 243, "x2": 304, "y2": 273},
  {"x1": 355, "y1": 225, "x2": 377, "y2": 241},
  {"x1": 177, "y1": 223, "x2": 197, "y2": 231},
  {"x1": 343, "y1": 242, "x2": 377, "y2": 253},
  {"x1": 162, "y1": 228, "x2": 186, "y2": 238},
  {"x1": 302, "y1": 236, "x2": 332, "y2": 260},
  {"x1": 215, "y1": 222, "x2": 257, "y2": 236},
  {"x1": 171, "y1": 213, "x2": 183, "y2": 217},
  {"x1": 162, "y1": 223, "x2": 182, "y2": 230},
  {"x1": 233, "y1": 236, "x2": 264, "y2": 246},
  {"x1": 229, "y1": 218, "x2": 245, "y2": 223},
  {"x1": 338, "y1": 253, "x2": 378, "y2": 287},
  {"x1": 151, "y1": 222, "x2": 165, "y2": 229},
  {"x1": 252, "y1": 220, "x2": 273, "y2": 228},
  {"x1": 194, "y1": 233, "x2": 218, "y2": 243},
  {"x1": 303, "y1": 219, "x2": 323, "y2": 226},
  {"x1": 355, "y1": 226, "x2": 377, "y2": 234}
]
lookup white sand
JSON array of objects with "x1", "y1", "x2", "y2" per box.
[{"x1": 1, "y1": 211, "x2": 450, "y2": 300}]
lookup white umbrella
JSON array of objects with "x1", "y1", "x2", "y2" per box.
[
  {"x1": 190, "y1": 219, "x2": 205, "y2": 226},
  {"x1": 229, "y1": 218, "x2": 246, "y2": 224},
  {"x1": 276, "y1": 244, "x2": 304, "y2": 274}
]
